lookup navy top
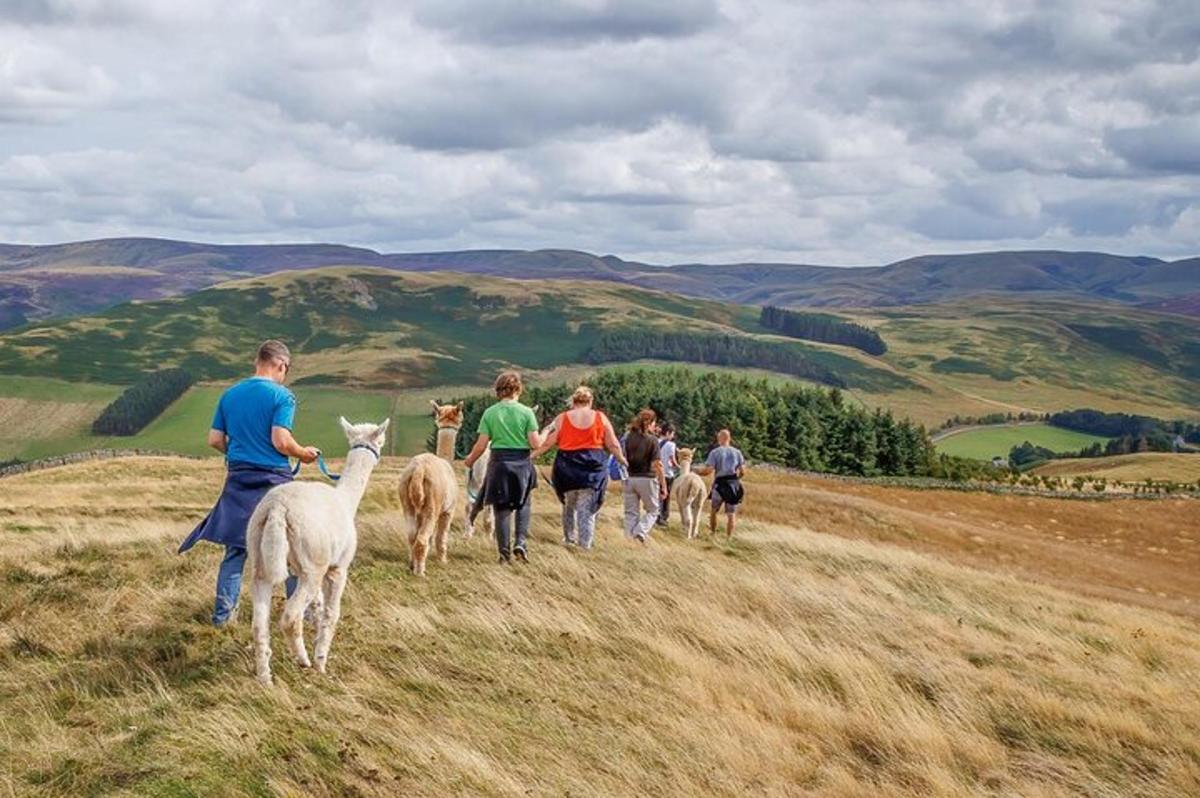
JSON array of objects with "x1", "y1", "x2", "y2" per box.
[{"x1": 211, "y1": 377, "x2": 296, "y2": 469}]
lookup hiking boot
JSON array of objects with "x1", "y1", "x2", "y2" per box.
[
  {"x1": 497, "y1": 554, "x2": 511, "y2": 565},
  {"x1": 634, "y1": 533, "x2": 647, "y2": 545},
  {"x1": 513, "y1": 547, "x2": 528, "y2": 564}
]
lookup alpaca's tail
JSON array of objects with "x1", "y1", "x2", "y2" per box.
[
  {"x1": 250, "y1": 504, "x2": 290, "y2": 586},
  {"x1": 404, "y1": 467, "x2": 426, "y2": 510}
]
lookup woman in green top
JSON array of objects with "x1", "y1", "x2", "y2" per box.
[{"x1": 464, "y1": 371, "x2": 544, "y2": 564}]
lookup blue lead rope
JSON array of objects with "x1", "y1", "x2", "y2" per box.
[
  {"x1": 291, "y1": 444, "x2": 380, "y2": 482},
  {"x1": 290, "y1": 451, "x2": 340, "y2": 482}
]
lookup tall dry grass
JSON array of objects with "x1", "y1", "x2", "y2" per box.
[{"x1": 1, "y1": 457, "x2": 1198, "y2": 796}]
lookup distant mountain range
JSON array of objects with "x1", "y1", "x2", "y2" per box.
[{"x1": 0, "y1": 237, "x2": 1196, "y2": 328}]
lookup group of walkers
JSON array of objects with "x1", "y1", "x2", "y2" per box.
[{"x1": 183, "y1": 341, "x2": 747, "y2": 627}]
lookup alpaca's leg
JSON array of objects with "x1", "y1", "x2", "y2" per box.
[
  {"x1": 410, "y1": 513, "x2": 431, "y2": 576},
  {"x1": 435, "y1": 511, "x2": 452, "y2": 563},
  {"x1": 250, "y1": 577, "x2": 274, "y2": 686},
  {"x1": 280, "y1": 572, "x2": 321, "y2": 669},
  {"x1": 314, "y1": 567, "x2": 348, "y2": 674}
]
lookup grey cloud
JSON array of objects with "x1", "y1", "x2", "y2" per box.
[
  {"x1": 410, "y1": 0, "x2": 722, "y2": 45},
  {"x1": 1106, "y1": 117, "x2": 1200, "y2": 174}
]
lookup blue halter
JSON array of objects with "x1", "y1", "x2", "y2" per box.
[{"x1": 291, "y1": 443, "x2": 380, "y2": 482}]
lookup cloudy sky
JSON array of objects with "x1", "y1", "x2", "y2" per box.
[{"x1": 1, "y1": 0, "x2": 1198, "y2": 264}]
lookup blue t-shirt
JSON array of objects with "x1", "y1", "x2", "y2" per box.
[
  {"x1": 705, "y1": 445, "x2": 745, "y2": 477},
  {"x1": 211, "y1": 377, "x2": 296, "y2": 469}
]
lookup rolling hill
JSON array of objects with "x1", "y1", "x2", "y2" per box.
[
  {"x1": 0, "y1": 267, "x2": 909, "y2": 392},
  {"x1": 1, "y1": 456, "x2": 1198, "y2": 796},
  {"x1": 1, "y1": 267, "x2": 1198, "y2": 465},
  {"x1": 1, "y1": 237, "x2": 1196, "y2": 327}
]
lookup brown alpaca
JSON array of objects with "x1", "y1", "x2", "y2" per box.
[
  {"x1": 672, "y1": 447, "x2": 707, "y2": 540},
  {"x1": 396, "y1": 401, "x2": 461, "y2": 576}
]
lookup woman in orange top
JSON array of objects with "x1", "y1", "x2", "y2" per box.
[{"x1": 533, "y1": 386, "x2": 626, "y2": 549}]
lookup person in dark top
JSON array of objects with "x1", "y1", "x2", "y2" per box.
[
  {"x1": 178, "y1": 340, "x2": 319, "y2": 626},
  {"x1": 621, "y1": 408, "x2": 668, "y2": 543}
]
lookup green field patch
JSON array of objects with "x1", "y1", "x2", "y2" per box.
[
  {"x1": 936, "y1": 423, "x2": 1111, "y2": 461},
  {"x1": 930, "y1": 357, "x2": 1018, "y2": 381}
]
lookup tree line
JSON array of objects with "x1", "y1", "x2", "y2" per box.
[
  {"x1": 583, "y1": 330, "x2": 847, "y2": 387},
  {"x1": 759, "y1": 306, "x2": 887, "y2": 355},
  {"x1": 92, "y1": 368, "x2": 194, "y2": 436},
  {"x1": 432, "y1": 367, "x2": 962, "y2": 478}
]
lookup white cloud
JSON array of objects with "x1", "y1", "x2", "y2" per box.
[{"x1": 0, "y1": 0, "x2": 1196, "y2": 263}]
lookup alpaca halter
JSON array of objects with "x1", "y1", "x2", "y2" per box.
[{"x1": 291, "y1": 443, "x2": 380, "y2": 482}]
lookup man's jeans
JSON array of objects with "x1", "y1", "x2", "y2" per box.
[
  {"x1": 623, "y1": 477, "x2": 660, "y2": 540},
  {"x1": 214, "y1": 545, "x2": 296, "y2": 626}
]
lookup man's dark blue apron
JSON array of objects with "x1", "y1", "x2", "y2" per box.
[{"x1": 178, "y1": 463, "x2": 293, "y2": 553}]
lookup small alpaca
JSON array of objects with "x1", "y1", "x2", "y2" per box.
[
  {"x1": 465, "y1": 450, "x2": 493, "y2": 538},
  {"x1": 247, "y1": 416, "x2": 389, "y2": 686},
  {"x1": 673, "y1": 447, "x2": 707, "y2": 540},
  {"x1": 397, "y1": 401, "x2": 460, "y2": 575}
]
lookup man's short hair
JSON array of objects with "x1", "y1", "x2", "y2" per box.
[
  {"x1": 717, "y1": 428, "x2": 732, "y2": 442},
  {"x1": 494, "y1": 370, "x2": 523, "y2": 399},
  {"x1": 256, "y1": 339, "x2": 291, "y2": 365}
]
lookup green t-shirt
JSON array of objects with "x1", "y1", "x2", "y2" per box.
[{"x1": 478, "y1": 400, "x2": 538, "y2": 450}]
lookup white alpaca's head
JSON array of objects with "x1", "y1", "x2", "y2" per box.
[
  {"x1": 677, "y1": 447, "x2": 696, "y2": 467},
  {"x1": 338, "y1": 416, "x2": 390, "y2": 452},
  {"x1": 429, "y1": 401, "x2": 465, "y2": 430}
]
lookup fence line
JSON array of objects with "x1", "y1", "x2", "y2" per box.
[{"x1": 0, "y1": 449, "x2": 203, "y2": 479}]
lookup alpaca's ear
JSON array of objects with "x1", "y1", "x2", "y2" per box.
[
  {"x1": 429, "y1": 400, "x2": 440, "y2": 416},
  {"x1": 456, "y1": 401, "x2": 464, "y2": 411},
  {"x1": 339, "y1": 416, "x2": 354, "y2": 437},
  {"x1": 376, "y1": 418, "x2": 391, "y2": 434}
]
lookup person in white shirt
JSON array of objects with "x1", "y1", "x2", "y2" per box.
[{"x1": 655, "y1": 422, "x2": 678, "y2": 527}]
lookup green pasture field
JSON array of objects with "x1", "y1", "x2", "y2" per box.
[{"x1": 935, "y1": 423, "x2": 1111, "y2": 461}]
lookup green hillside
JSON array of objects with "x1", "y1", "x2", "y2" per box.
[{"x1": 0, "y1": 267, "x2": 904, "y2": 391}]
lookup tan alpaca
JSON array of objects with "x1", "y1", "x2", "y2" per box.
[
  {"x1": 396, "y1": 401, "x2": 461, "y2": 576},
  {"x1": 672, "y1": 447, "x2": 707, "y2": 540}
]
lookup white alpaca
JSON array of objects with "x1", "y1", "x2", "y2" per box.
[
  {"x1": 673, "y1": 447, "x2": 707, "y2": 540},
  {"x1": 247, "y1": 417, "x2": 389, "y2": 686},
  {"x1": 396, "y1": 401, "x2": 460, "y2": 575},
  {"x1": 464, "y1": 450, "x2": 493, "y2": 538}
]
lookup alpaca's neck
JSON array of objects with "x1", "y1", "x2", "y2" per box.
[
  {"x1": 334, "y1": 449, "x2": 379, "y2": 510},
  {"x1": 436, "y1": 427, "x2": 459, "y2": 461},
  {"x1": 679, "y1": 460, "x2": 693, "y2": 475}
]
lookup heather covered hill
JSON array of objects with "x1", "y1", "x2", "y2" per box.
[{"x1": 1, "y1": 237, "x2": 1196, "y2": 327}]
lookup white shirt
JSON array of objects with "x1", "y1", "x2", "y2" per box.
[{"x1": 659, "y1": 440, "x2": 678, "y2": 478}]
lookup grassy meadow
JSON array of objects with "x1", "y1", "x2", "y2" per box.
[
  {"x1": 1, "y1": 457, "x2": 1198, "y2": 796},
  {"x1": 934, "y1": 423, "x2": 1111, "y2": 461},
  {"x1": 1032, "y1": 452, "x2": 1200, "y2": 483}
]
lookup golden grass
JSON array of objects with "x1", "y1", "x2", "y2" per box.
[
  {"x1": 1032, "y1": 453, "x2": 1200, "y2": 483},
  {"x1": 1, "y1": 457, "x2": 1199, "y2": 796}
]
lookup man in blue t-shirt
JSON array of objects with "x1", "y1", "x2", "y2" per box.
[{"x1": 178, "y1": 340, "x2": 319, "y2": 626}]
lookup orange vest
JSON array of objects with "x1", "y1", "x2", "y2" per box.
[{"x1": 558, "y1": 410, "x2": 607, "y2": 451}]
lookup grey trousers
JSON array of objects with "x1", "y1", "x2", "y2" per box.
[
  {"x1": 561, "y1": 488, "x2": 599, "y2": 549},
  {"x1": 623, "y1": 477, "x2": 660, "y2": 539}
]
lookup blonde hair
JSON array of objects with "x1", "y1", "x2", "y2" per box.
[
  {"x1": 494, "y1": 370, "x2": 523, "y2": 399},
  {"x1": 571, "y1": 386, "x2": 594, "y2": 406}
]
